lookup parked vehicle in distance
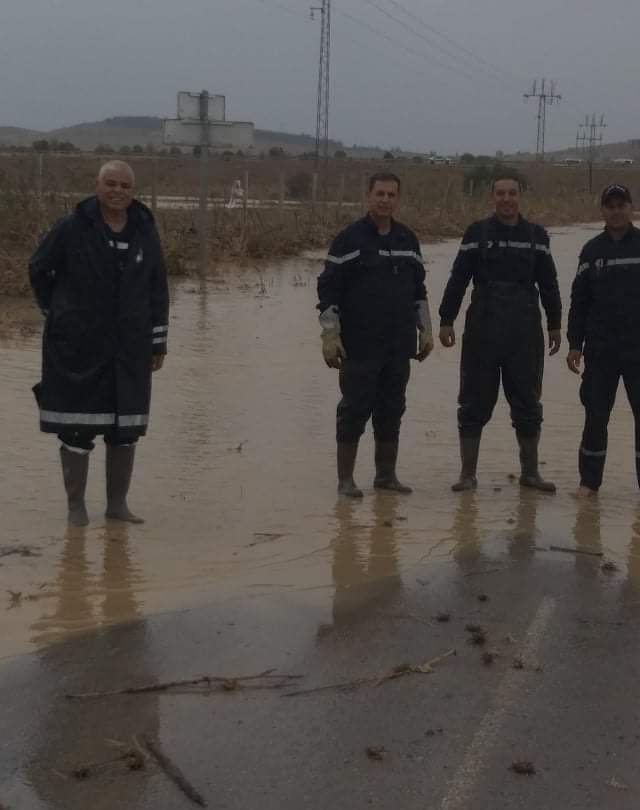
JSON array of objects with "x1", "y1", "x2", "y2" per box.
[
  {"x1": 611, "y1": 158, "x2": 634, "y2": 165},
  {"x1": 429, "y1": 156, "x2": 450, "y2": 165},
  {"x1": 558, "y1": 158, "x2": 583, "y2": 166}
]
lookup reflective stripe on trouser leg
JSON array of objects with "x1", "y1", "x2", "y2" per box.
[{"x1": 579, "y1": 353, "x2": 619, "y2": 490}]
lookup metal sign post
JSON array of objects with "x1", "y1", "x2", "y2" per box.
[{"x1": 163, "y1": 91, "x2": 254, "y2": 276}]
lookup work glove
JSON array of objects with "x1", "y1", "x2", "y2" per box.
[
  {"x1": 415, "y1": 299, "x2": 434, "y2": 362},
  {"x1": 319, "y1": 305, "x2": 346, "y2": 369}
]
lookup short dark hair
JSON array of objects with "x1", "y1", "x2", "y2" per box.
[
  {"x1": 369, "y1": 172, "x2": 401, "y2": 192},
  {"x1": 491, "y1": 173, "x2": 523, "y2": 192}
]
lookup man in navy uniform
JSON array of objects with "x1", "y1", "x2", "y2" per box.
[
  {"x1": 567, "y1": 183, "x2": 640, "y2": 495},
  {"x1": 317, "y1": 173, "x2": 433, "y2": 497},
  {"x1": 30, "y1": 161, "x2": 169, "y2": 526},
  {"x1": 439, "y1": 174, "x2": 562, "y2": 492}
]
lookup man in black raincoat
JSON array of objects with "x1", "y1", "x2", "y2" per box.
[
  {"x1": 567, "y1": 183, "x2": 640, "y2": 495},
  {"x1": 438, "y1": 174, "x2": 562, "y2": 492},
  {"x1": 29, "y1": 160, "x2": 169, "y2": 526},
  {"x1": 317, "y1": 172, "x2": 433, "y2": 497}
]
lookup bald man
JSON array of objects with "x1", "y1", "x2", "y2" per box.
[{"x1": 29, "y1": 161, "x2": 170, "y2": 526}]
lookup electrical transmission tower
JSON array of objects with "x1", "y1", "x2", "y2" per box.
[
  {"x1": 311, "y1": 0, "x2": 331, "y2": 191},
  {"x1": 576, "y1": 114, "x2": 606, "y2": 193},
  {"x1": 523, "y1": 79, "x2": 561, "y2": 161}
]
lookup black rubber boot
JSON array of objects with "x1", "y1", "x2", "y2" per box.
[
  {"x1": 105, "y1": 445, "x2": 144, "y2": 523},
  {"x1": 373, "y1": 440, "x2": 412, "y2": 493},
  {"x1": 60, "y1": 446, "x2": 90, "y2": 527},
  {"x1": 337, "y1": 443, "x2": 363, "y2": 498},
  {"x1": 518, "y1": 433, "x2": 556, "y2": 493},
  {"x1": 452, "y1": 435, "x2": 480, "y2": 492}
]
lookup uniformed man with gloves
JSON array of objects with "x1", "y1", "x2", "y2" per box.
[
  {"x1": 438, "y1": 174, "x2": 562, "y2": 493},
  {"x1": 317, "y1": 172, "x2": 433, "y2": 498},
  {"x1": 567, "y1": 183, "x2": 640, "y2": 496}
]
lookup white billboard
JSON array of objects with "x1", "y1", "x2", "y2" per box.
[
  {"x1": 177, "y1": 92, "x2": 226, "y2": 122},
  {"x1": 163, "y1": 119, "x2": 254, "y2": 149}
]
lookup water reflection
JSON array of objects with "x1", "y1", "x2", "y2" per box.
[
  {"x1": 319, "y1": 495, "x2": 403, "y2": 636},
  {"x1": 450, "y1": 493, "x2": 483, "y2": 568},
  {"x1": 621, "y1": 506, "x2": 640, "y2": 608},
  {"x1": 572, "y1": 497, "x2": 603, "y2": 577},
  {"x1": 31, "y1": 524, "x2": 143, "y2": 645},
  {"x1": 27, "y1": 525, "x2": 156, "y2": 809},
  {"x1": 507, "y1": 491, "x2": 539, "y2": 561}
]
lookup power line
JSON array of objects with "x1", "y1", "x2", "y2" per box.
[
  {"x1": 354, "y1": 0, "x2": 516, "y2": 88},
  {"x1": 371, "y1": 0, "x2": 522, "y2": 88}
]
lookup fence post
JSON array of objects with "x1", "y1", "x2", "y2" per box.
[
  {"x1": 151, "y1": 157, "x2": 158, "y2": 216},
  {"x1": 243, "y1": 169, "x2": 250, "y2": 241},
  {"x1": 338, "y1": 174, "x2": 345, "y2": 219},
  {"x1": 279, "y1": 172, "x2": 285, "y2": 223}
]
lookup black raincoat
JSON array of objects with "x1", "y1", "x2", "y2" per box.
[{"x1": 29, "y1": 196, "x2": 169, "y2": 439}]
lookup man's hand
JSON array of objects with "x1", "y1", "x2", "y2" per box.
[
  {"x1": 566, "y1": 350, "x2": 582, "y2": 375},
  {"x1": 322, "y1": 335, "x2": 346, "y2": 369},
  {"x1": 151, "y1": 355, "x2": 165, "y2": 372},
  {"x1": 416, "y1": 332, "x2": 434, "y2": 362},
  {"x1": 439, "y1": 326, "x2": 455, "y2": 348},
  {"x1": 548, "y1": 330, "x2": 562, "y2": 356}
]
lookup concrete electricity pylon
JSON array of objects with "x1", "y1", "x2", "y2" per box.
[
  {"x1": 311, "y1": 0, "x2": 331, "y2": 192},
  {"x1": 524, "y1": 79, "x2": 561, "y2": 161},
  {"x1": 577, "y1": 114, "x2": 606, "y2": 193}
]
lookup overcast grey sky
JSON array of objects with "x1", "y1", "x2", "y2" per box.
[{"x1": 2, "y1": 0, "x2": 638, "y2": 153}]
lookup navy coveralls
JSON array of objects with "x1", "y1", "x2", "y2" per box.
[
  {"x1": 439, "y1": 215, "x2": 562, "y2": 438},
  {"x1": 317, "y1": 215, "x2": 427, "y2": 443},
  {"x1": 568, "y1": 225, "x2": 640, "y2": 490}
]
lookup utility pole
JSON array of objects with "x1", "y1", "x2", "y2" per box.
[
  {"x1": 524, "y1": 79, "x2": 561, "y2": 161},
  {"x1": 199, "y1": 90, "x2": 209, "y2": 276},
  {"x1": 311, "y1": 0, "x2": 331, "y2": 201},
  {"x1": 577, "y1": 114, "x2": 606, "y2": 194}
]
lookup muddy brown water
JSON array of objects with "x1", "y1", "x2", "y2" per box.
[{"x1": 2, "y1": 224, "x2": 639, "y2": 660}]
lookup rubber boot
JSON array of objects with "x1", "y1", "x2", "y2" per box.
[
  {"x1": 373, "y1": 440, "x2": 412, "y2": 493},
  {"x1": 60, "y1": 446, "x2": 90, "y2": 527},
  {"x1": 105, "y1": 445, "x2": 144, "y2": 522},
  {"x1": 452, "y1": 435, "x2": 480, "y2": 492},
  {"x1": 337, "y1": 443, "x2": 363, "y2": 498},
  {"x1": 518, "y1": 433, "x2": 556, "y2": 493}
]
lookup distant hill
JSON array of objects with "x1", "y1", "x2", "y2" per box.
[
  {"x1": 0, "y1": 116, "x2": 345, "y2": 155},
  {"x1": 507, "y1": 139, "x2": 640, "y2": 164}
]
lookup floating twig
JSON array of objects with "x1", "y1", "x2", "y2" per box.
[
  {"x1": 65, "y1": 670, "x2": 302, "y2": 700},
  {"x1": 549, "y1": 545, "x2": 603, "y2": 557},
  {"x1": 143, "y1": 735, "x2": 207, "y2": 806},
  {"x1": 283, "y1": 650, "x2": 456, "y2": 698}
]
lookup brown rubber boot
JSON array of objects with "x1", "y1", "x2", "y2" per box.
[
  {"x1": 518, "y1": 433, "x2": 556, "y2": 493},
  {"x1": 105, "y1": 445, "x2": 145, "y2": 523},
  {"x1": 452, "y1": 435, "x2": 480, "y2": 492},
  {"x1": 60, "y1": 446, "x2": 90, "y2": 527},
  {"x1": 337, "y1": 443, "x2": 363, "y2": 498},
  {"x1": 373, "y1": 440, "x2": 412, "y2": 493}
]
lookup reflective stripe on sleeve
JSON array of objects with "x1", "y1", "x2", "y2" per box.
[
  {"x1": 606, "y1": 257, "x2": 640, "y2": 267},
  {"x1": 326, "y1": 249, "x2": 361, "y2": 265}
]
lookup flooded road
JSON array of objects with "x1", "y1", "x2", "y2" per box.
[
  {"x1": 2, "y1": 224, "x2": 639, "y2": 658},
  {"x1": 2, "y1": 224, "x2": 640, "y2": 809}
]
